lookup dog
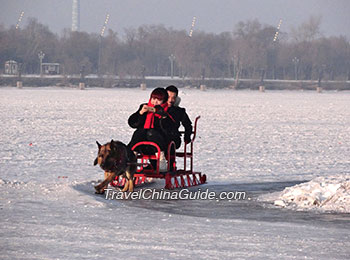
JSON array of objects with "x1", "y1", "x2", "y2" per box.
[{"x1": 93, "y1": 139, "x2": 137, "y2": 194}]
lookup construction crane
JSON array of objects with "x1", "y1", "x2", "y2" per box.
[
  {"x1": 16, "y1": 11, "x2": 25, "y2": 30},
  {"x1": 100, "y1": 14, "x2": 110, "y2": 36},
  {"x1": 273, "y1": 19, "x2": 283, "y2": 42},
  {"x1": 189, "y1": 16, "x2": 196, "y2": 37},
  {"x1": 98, "y1": 14, "x2": 110, "y2": 76}
]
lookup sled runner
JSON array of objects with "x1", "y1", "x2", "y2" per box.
[{"x1": 111, "y1": 116, "x2": 206, "y2": 190}]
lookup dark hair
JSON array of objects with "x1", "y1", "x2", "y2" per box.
[
  {"x1": 166, "y1": 85, "x2": 178, "y2": 96},
  {"x1": 150, "y1": 88, "x2": 168, "y2": 103}
]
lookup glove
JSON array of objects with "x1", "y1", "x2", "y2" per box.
[
  {"x1": 154, "y1": 105, "x2": 167, "y2": 117},
  {"x1": 184, "y1": 135, "x2": 191, "y2": 144}
]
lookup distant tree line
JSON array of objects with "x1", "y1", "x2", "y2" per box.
[{"x1": 0, "y1": 16, "x2": 349, "y2": 80}]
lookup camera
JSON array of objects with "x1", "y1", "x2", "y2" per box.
[{"x1": 147, "y1": 107, "x2": 156, "y2": 112}]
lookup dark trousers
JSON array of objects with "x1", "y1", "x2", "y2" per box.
[{"x1": 127, "y1": 129, "x2": 167, "y2": 154}]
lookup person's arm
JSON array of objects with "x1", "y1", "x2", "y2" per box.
[
  {"x1": 128, "y1": 104, "x2": 147, "y2": 128},
  {"x1": 181, "y1": 109, "x2": 193, "y2": 143}
]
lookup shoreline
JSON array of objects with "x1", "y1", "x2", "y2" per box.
[{"x1": 1, "y1": 74, "x2": 350, "y2": 90}]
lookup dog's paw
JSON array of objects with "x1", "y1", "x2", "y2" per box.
[{"x1": 94, "y1": 186, "x2": 105, "y2": 194}]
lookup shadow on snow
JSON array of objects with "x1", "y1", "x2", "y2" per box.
[{"x1": 73, "y1": 180, "x2": 350, "y2": 228}]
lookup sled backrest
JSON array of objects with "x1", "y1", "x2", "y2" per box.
[{"x1": 177, "y1": 116, "x2": 200, "y2": 172}]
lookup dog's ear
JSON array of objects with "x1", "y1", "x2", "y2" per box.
[
  {"x1": 93, "y1": 157, "x2": 98, "y2": 166},
  {"x1": 96, "y1": 141, "x2": 101, "y2": 150},
  {"x1": 110, "y1": 139, "x2": 116, "y2": 149}
]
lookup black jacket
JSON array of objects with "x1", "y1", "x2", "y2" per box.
[
  {"x1": 167, "y1": 106, "x2": 193, "y2": 143},
  {"x1": 128, "y1": 104, "x2": 177, "y2": 134}
]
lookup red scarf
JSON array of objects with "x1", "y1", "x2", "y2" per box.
[{"x1": 144, "y1": 100, "x2": 169, "y2": 129}]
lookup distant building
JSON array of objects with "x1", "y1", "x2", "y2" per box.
[
  {"x1": 4, "y1": 60, "x2": 18, "y2": 75},
  {"x1": 42, "y1": 63, "x2": 60, "y2": 75}
]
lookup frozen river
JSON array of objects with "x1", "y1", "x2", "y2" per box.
[{"x1": 1, "y1": 87, "x2": 350, "y2": 259}]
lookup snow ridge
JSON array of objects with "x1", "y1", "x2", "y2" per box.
[{"x1": 260, "y1": 175, "x2": 350, "y2": 213}]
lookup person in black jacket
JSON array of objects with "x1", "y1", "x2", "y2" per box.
[
  {"x1": 127, "y1": 87, "x2": 176, "y2": 154},
  {"x1": 166, "y1": 85, "x2": 193, "y2": 149}
]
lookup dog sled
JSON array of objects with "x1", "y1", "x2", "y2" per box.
[{"x1": 111, "y1": 116, "x2": 206, "y2": 190}]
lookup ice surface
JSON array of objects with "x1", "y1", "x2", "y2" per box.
[{"x1": 1, "y1": 87, "x2": 350, "y2": 259}]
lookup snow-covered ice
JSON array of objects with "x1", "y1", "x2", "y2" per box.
[
  {"x1": 1, "y1": 87, "x2": 350, "y2": 259},
  {"x1": 259, "y1": 175, "x2": 350, "y2": 213}
]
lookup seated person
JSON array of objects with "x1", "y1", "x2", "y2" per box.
[
  {"x1": 127, "y1": 88, "x2": 177, "y2": 170},
  {"x1": 166, "y1": 85, "x2": 193, "y2": 148}
]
